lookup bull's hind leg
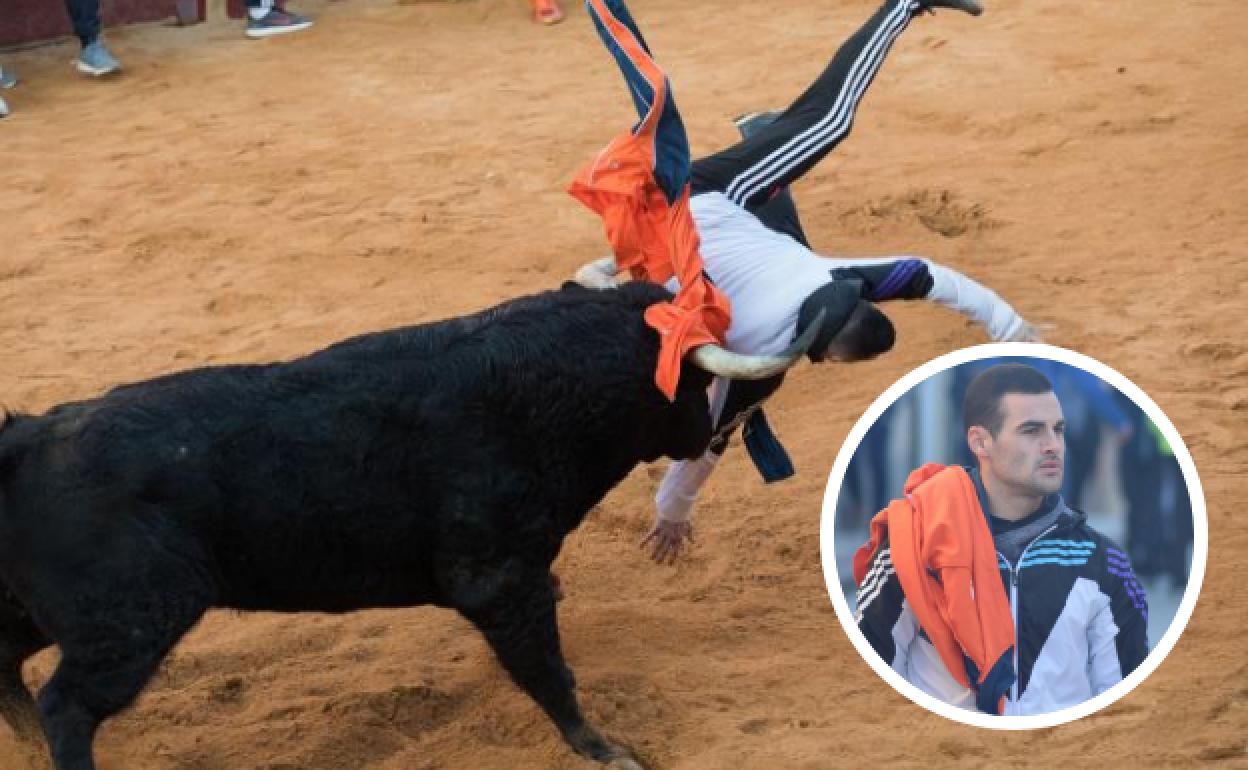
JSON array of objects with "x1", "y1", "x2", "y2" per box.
[
  {"x1": 35, "y1": 578, "x2": 212, "y2": 770},
  {"x1": 453, "y1": 566, "x2": 642, "y2": 769},
  {"x1": 0, "y1": 600, "x2": 53, "y2": 767}
]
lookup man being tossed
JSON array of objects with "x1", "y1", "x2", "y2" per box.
[{"x1": 573, "y1": 0, "x2": 1045, "y2": 562}]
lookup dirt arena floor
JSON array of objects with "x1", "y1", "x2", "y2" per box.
[{"x1": 1, "y1": 0, "x2": 1246, "y2": 767}]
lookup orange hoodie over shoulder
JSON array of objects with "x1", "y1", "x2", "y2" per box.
[{"x1": 853, "y1": 464, "x2": 1015, "y2": 714}]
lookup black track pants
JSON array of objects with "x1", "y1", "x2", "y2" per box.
[{"x1": 690, "y1": 0, "x2": 921, "y2": 209}]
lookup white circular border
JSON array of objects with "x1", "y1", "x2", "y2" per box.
[{"x1": 819, "y1": 342, "x2": 1208, "y2": 729}]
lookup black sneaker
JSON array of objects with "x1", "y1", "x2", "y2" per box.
[
  {"x1": 246, "y1": 8, "x2": 314, "y2": 38},
  {"x1": 733, "y1": 109, "x2": 783, "y2": 140}
]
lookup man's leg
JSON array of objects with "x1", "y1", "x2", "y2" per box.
[
  {"x1": 733, "y1": 110, "x2": 812, "y2": 247},
  {"x1": 691, "y1": 0, "x2": 977, "y2": 210}
]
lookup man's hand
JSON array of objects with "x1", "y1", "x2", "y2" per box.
[
  {"x1": 640, "y1": 519, "x2": 694, "y2": 564},
  {"x1": 1014, "y1": 321, "x2": 1055, "y2": 343}
]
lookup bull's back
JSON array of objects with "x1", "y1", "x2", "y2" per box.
[
  {"x1": 0, "y1": 284, "x2": 669, "y2": 613},
  {"x1": 0, "y1": 370, "x2": 453, "y2": 613}
]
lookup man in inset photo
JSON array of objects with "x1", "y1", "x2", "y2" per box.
[{"x1": 853, "y1": 363, "x2": 1149, "y2": 715}]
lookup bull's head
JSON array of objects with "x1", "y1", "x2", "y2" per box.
[
  {"x1": 685, "y1": 309, "x2": 825, "y2": 382},
  {"x1": 648, "y1": 308, "x2": 826, "y2": 462},
  {"x1": 572, "y1": 258, "x2": 825, "y2": 382},
  {"x1": 552, "y1": 278, "x2": 823, "y2": 467}
]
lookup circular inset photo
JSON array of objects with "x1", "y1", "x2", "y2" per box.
[{"x1": 820, "y1": 343, "x2": 1206, "y2": 729}]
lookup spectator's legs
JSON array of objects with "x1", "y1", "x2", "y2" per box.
[
  {"x1": 0, "y1": 64, "x2": 14, "y2": 119},
  {"x1": 64, "y1": 0, "x2": 101, "y2": 47},
  {"x1": 245, "y1": 0, "x2": 314, "y2": 38},
  {"x1": 66, "y1": 0, "x2": 121, "y2": 77}
]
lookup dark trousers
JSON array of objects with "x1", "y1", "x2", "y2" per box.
[
  {"x1": 65, "y1": 0, "x2": 101, "y2": 46},
  {"x1": 690, "y1": 0, "x2": 920, "y2": 211}
]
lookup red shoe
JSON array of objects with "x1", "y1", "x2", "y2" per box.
[{"x1": 531, "y1": 0, "x2": 564, "y2": 25}]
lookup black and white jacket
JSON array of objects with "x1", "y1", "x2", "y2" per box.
[{"x1": 856, "y1": 497, "x2": 1149, "y2": 715}]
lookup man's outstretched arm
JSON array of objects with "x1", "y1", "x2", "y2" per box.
[
  {"x1": 644, "y1": 451, "x2": 720, "y2": 563},
  {"x1": 821, "y1": 255, "x2": 1047, "y2": 342}
]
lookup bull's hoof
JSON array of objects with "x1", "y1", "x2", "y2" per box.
[{"x1": 565, "y1": 724, "x2": 645, "y2": 769}]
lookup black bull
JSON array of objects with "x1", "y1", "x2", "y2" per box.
[{"x1": 0, "y1": 282, "x2": 817, "y2": 770}]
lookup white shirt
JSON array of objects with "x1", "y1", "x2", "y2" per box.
[{"x1": 653, "y1": 192, "x2": 1034, "y2": 523}]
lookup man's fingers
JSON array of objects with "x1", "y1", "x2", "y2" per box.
[
  {"x1": 659, "y1": 537, "x2": 675, "y2": 565},
  {"x1": 649, "y1": 533, "x2": 668, "y2": 562},
  {"x1": 652, "y1": 537, "x2": 671, "y2": 564},
  {"x1": 642, "y1": 523, "x2": 693, "y2": 564},
  {"x1": 656, "y1": 533, "x2": 682, "y2": 564}
]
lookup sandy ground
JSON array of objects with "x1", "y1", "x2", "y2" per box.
[{"x1": 1, "y1": 0, "x2": 1246, "y2": 767}]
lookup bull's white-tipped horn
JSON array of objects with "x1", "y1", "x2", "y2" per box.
[{"x1": 688, "y1": 309, "x2": 826, "y2": 380}]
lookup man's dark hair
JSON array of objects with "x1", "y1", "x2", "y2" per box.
[
  {"x1": 962, "y1": 363, "x2": 1054, "y2": 436},
  {"x1": 826, "y1": 300, "x2": 896, "y2": 361}
]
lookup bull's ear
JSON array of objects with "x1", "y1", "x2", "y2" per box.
[{"x1": 560, "y1": 280, "x2": 591, "y2": 293}]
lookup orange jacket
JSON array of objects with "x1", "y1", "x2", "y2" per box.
[
  {"x1": 853, "y1": 464, "x2": 1015, "y2": 713},
  {"x1": 568, "y1": 0, "x2": 731, "y2": 401}
]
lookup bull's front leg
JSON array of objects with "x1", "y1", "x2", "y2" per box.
[{"x1": 448, "y1": 560, "x2": 643, "y2": 769}]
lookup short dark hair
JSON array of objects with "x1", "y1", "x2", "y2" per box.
[
  {"x1": 827, "y1": 300, "x2": 895, "y2": 361},
  {"x1": 962, "y1": 363, "x2": 1054, "y2": 436}
]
